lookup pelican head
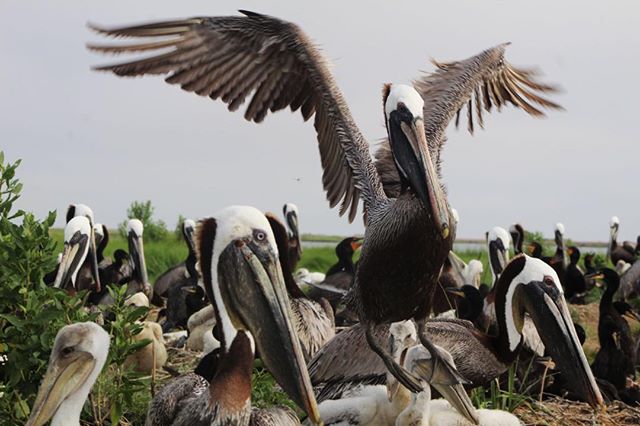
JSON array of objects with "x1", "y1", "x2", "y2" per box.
[
  {"x1": 487, "y1": 226, "x2": 511, "y2": 284},
  {"x1": 127, "y1": 219, "x2": 150, "y2": 294},
  {"x1": 182, "y1": 218, "x2": 197, "y2": 253},
  {"x1": 496, "y1": 255, "x2": 603, "y2": 407},
  {"x1": 384, "y1": 83, "x2": 450, "y2": 239},
  {"x1": 387, "y1": 320, "x2": 418, "y2": 400},
  {"x1": 554, "y1": 222, "x2": 565, "y2": 247},
  {"x1": 282, "y1": 203, "x2": 302, "y2": 257},
  {"x1": 26, "y1": 322, "x2": 109, "y2": 426},
  {"x1": 66, "y1": 204, "x2": 101, "y2": 292},
  {"x1": 195, "y1": 206, "x2": 320, "y2": 424},
  {"x1": 53, "y1": 216, "x2": 96, "y2": 291}
]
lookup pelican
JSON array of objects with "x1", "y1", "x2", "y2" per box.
[
  {"x1": 64, "y1": 203, "x2": 101, "y2": 292},
  {"x1": 145, "y1": 206, "x2": 320, "y2": 425},
  {"x1": 509, "y1": 223, "x2": 524, "y2": 255},
  {"x1": 608, "y1": 216, "x2": 637, "y2": 265},
  {"x1": 89, "y1": 10, "x2": 561, "y2": 391},
  {"x1": 51, "y1": 216, "x2": 98, "y2": 293},
  {"x1": 620, "y1": 259, "x2": 640, "y2": 300},
  {"x1": 309, "y1": 255, "x2": 603, "y2": 407},
  {"x1": 266, "y1": 213, "x2": 335, "y2": 360},
  {"x1": 487, "y1": 226, "x2": 511, "y2": 286},
  {"x1": 126, "y1": 219, "x2": 151, "y2": 297},
  {"x1": 283, "y1": 203, "x2": 303, "y2": 271},
  {"x1": 153, "y1": 218, "x2": 198, "y2": 303},
  {"x1": 26, "y1": 322, "x2": 109, "y2": 426}
]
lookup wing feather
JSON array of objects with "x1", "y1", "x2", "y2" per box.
[{"x1": 89, "y1": 11, "x2": 385, "y2": 219}]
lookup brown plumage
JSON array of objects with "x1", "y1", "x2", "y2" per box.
[
  {"x1": 374, "y1": 45, "x2": 561, "y2": 195},
  {"x1": 89, "y1": 10, "x2": 560, "y2": 394},
  {"x1": 89, "y1": 11, "x2": 383, "y2": 223}
]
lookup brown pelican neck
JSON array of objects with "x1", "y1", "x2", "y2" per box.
[{"x1": 208, "y1": 331, "x2": 254, "y2": 420}]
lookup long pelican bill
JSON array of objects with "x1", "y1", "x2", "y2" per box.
[
  {"x1": 388, "y1": 111, "x2": 450, "y2": 239},
  {"x1": 519, "y1": 282, "x2": 604, "y2": 407},
  {"x1": 412, "y1": 356, "x2": 479, "y2": 425},
  {"x1": 217, "y1": 239, "x2": 321, "y2": 425},
  {"x1": 128, "y1": 230, "x2": 149, "y2": 287},
  {"x1": 26, "y1": 351, "x2": 96, "y2": 426},
  {"x1": 89, "y1": 225, "x2": 101, "y2": 293}
]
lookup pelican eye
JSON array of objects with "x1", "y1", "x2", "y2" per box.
[
  {"x1": 61, "y1": 346, "x2": 75, "y2": 356},
  {"x1": 253, "y1": 230, "x2": 267, "y2": 242},
  {"x1": 543, "y1": 276, "x2": 556, "y2": 287}
]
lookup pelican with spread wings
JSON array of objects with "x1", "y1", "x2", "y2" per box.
[{"x1": 88, "y1": 10, "x2": 572, "y2": 399}]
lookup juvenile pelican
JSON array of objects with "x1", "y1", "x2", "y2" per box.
[
  {"x1": 26, "y1": 322, "x2": 109, "y2": 426},
  {"x1": 89, "y1": 10, "x2": 561, "y2": 391}
]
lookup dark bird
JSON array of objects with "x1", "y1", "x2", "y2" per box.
[
  {"x1": 309, "y1": 255, "x2": 603, "y2": 407},
  {"x1": 283, "y1": 203, "x2": 303, "y2": 272},
  {"x1": 307, "y1": 236, "x2": 361, "y2": 313},
  {"x1": 145, "y1": 206, "x2": 320, "y2": 425},
  {"x1": 591, "y1": 269, "x2": 637, "y2": 392},
  {"x1": 608, "y1": 216, "x2": 637, "y2": 265},
  {"x1": 564, "y1": 246, "x2": 587, "y2": 303},
  {"x1": 152, "y1": 219, "x2": 198, "y2": 304},
  {"x1": 89, "y1": 10, "x2": 562, "y2": 392}
]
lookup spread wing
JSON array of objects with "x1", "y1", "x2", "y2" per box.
[
  {"x1": 375, "y1": 44, "x2": 562, "y2": 194},
  {"x1": 88, "y1": 10, "x2": 385, "y2": 221}
]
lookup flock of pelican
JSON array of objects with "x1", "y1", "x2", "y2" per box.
[{"x1": 24, "y1": 9, "x2": 640, "y2": 426}]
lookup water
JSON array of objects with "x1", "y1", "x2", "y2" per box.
[{"x1": 304, "y1": 240, "x2": 608, "y2": 254}]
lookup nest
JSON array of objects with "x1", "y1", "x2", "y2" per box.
[{"x1": 514, "y1": 396, "x2": 640, "y2": 425}]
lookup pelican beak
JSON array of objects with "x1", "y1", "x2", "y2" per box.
[
  {"x1": 623, "y1": 310, "x2": 640, "y2": 325},
  {"x1": 26, "y1": 351, "x2": 96, "y2": 426},
  {"x1": 184, "y1": 225, "x2": 196, "y2": 256},
  {"x1": 518, "y1": 282, "x2": 604, "y2": 407},
  {"x1": 89, "y1": 226, "x2": 101, "y2": 293},
  {"x1": 128, "y1": 230, "x2": 149, "y2": 291},
  {"x1": 217, "y1": 240, "x2": 320, "y2": 425},
  {"x1": 52, "y1": 232, "x2": 90, "y2": 290},
  {"x1": 388, "y1": 111, "x2": 449, "y2": 239},
  {"x1": 489, "y1": 240, "x2": 508, "y2": 278},
  {"x1": 412, "y1": 359, "x2": 479, "y2": 425},
  {"x1": 445, "y1": 288, "x2": 465, "y2": 298},
  {"x1": 285, "y1": 210, "x2": 303, "y2": 259}
]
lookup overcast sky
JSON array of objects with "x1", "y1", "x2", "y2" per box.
[{"x1": 1, "y1": 1, "x2": 638, "y2": 242}]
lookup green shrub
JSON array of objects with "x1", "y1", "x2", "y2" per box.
[
  {"x1": 119, "y1": 200, "x2": 168, "y2": 242},
  {"x1": 0, "y1": 153, "x2": 151, "y2": 424}
]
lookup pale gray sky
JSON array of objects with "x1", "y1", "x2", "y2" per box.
[{"x1": 1, "y1": 1, "x2": 638, "y2": 241}]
